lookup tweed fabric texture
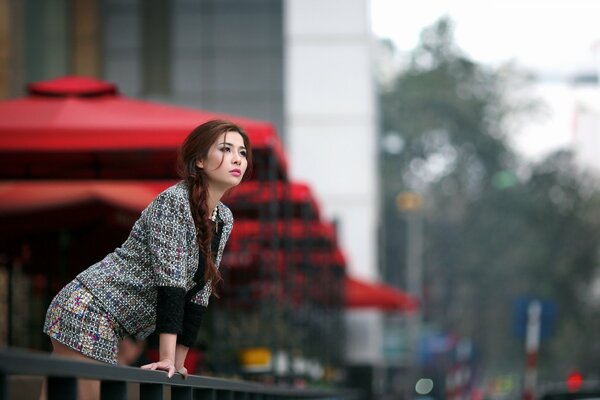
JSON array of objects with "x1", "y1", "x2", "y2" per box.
[
  {"x1": 43, "y1": 280, "x2": 126, "y2": 364},
  {"x1": 76, "y1": 181, "x2": 234, "y2": 340}
]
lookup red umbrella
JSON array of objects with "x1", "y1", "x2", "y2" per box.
[
  {"x1": 0, "y1": 76, "x2": 288, "y2": 180},
  {"x1": 0, "y1": 180, "x2": 175, "y2": 236},
  {"x1": 0, "y1": 180, "x2": 177, "y2": 277},
  {"x1": 345, "y1": 276, "x2": 419, "y2": 313},
  {"x1": 0, "y1": 180, "x2": 173, "y2": 215}
]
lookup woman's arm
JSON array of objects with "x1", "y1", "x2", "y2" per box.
[
  {"x1": 141, "y1": 333, "x2": 178, "y2": 377},
  {"x1": 175, "y1": 344, "x2": 190, "y2": 377},
  {"x1": 143, "y1": 188, "x2": 192, "y2": 377}
]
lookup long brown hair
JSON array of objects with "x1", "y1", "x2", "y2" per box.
[{"x1": 177, "y1": 120, "x2": 253, "y2": 293}]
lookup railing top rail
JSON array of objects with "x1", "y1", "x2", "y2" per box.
[{"x1": 0, "y1": 348, "x2": 340, "y2": 398}]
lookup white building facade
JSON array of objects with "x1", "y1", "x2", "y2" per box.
[{"x1": 284, "y1": 0, "x2": 381, "y2": 364}]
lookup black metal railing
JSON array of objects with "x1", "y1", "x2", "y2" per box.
[{"x1": 0, "y1": 348, "x2": 356, "y2": 400}]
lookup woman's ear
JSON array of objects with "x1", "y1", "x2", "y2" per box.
[{"x1": 195, "y1": 159, "x2": 204, "y2": 169}]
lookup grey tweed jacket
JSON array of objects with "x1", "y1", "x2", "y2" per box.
[{"x1": 77, "y1": 181, "x2": 234, "y2": 340}]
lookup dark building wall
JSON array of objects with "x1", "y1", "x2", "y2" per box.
[
  {"x1": 2, "y1": 0, "x2": 285, "y2": 134},
  {"x1": 102, "y1": 0, "x2": 285, "y2": 138}
]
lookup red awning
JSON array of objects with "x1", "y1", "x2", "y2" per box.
[
  {"x1": 0, "y1": 180, "x2": 176, "y2": 236},
  {"x1": 0, "y1": 181, "x2": 336, "y2": 245},
  {"x1": 0, "y1": 76, "x2": 288, "y2": 179},
  {"x1": 0, "y1": 180, "x2": 174, "y2": 215},
  {"x1": 346, "y1": 276, "x2": 419, "y2": 313}
]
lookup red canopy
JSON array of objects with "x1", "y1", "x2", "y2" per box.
[
  {"x1": 0, "y1": 180, "x2": 176, "y2": 237},
  {"x1": 346, "y1": 276, "x2": 419, "y2": 313},
  {"x1": 0, "y1": 76, "x2": 288, "y2": 180},
  {"x1": 0, "y1": 180, "x2": 174, "y2": 215},
  {"x1": 0, "y1": 180, "x2": 333, "y2": 242}
]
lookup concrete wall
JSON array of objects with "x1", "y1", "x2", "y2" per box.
[
  {"x1": 284, "y1": 0, "x2": 381, "y2": 364},
  {"x1": 284, "y1": 0, "x2": 377, "y2": 281}
]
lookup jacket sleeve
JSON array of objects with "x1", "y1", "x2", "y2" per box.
[{"x1": 145, "y1": 190, "x2": 190, "y2": 335}]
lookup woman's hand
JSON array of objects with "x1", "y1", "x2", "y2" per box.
[
  {"x1": 141, "y1": 359, "x2": 177, "y2": 378},
  {"x1": 176, "y1": 366, "x2": 189, "y2": 379},
  {"x1": 144, "y1": 333, "x2": 179, "y2": 378}
]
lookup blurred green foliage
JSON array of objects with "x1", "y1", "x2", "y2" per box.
[{"x1": 379, "y1": 17, "x2": 600, "y2": 383}]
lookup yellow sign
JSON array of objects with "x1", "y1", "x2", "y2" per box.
[
  {"x1": 238, "y1": 347, "x2": 272, "y2": 368},
  {"x1": 396, "y1": 192, "x2": 422, "y2": 211}
]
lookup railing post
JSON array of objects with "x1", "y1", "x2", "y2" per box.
[
  {"x1": 217, "y1": 389, "x2": 235, "y2": 400},
  {"x1": 197, "y1": 388, "x2": 216, "y2": 400},
  {"x1": 172, "y1": 385, "x2": 193, "y2": 400},
  {"x1": 140, "y1": 383, "x2": 163, "y2": 400},
  {"x1": 47, "y1": 377, "x2": 77, "y2": 400},
  {"x1": 0, "y1": 373, "x2": 6, "y2": 400},
  {"x1": 101, "y1": 380, "x2": 127, "y2": 400}
]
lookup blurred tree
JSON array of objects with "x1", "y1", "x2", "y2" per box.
[{"x1": 379, "y1": 17, "x2": 600, "y2": 383}]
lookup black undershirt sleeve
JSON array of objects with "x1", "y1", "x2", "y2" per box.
[
  {"x1": 178, "y1": 302, "x2": 205, "y2": 346},
  {"x1": 155, "y1": 286, "x2": 186, "y2": 334}
]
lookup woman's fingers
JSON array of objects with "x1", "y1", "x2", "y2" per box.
[
  {"x1": 177, "y1": 367, "x2": 189, "y2": 379},
  {"x1": 141, "y1": 362, "x2": 157, "y2": 370},
  {"x1": 167, "y1": 364, "x2": 176, "y2": 378},
  {"x1": 140, "y1": 360, "x2": 177, "y2": 378}
]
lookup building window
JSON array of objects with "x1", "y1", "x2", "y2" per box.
[{"x1": 142, "y1": 0, "x2": 171, "y2": 97}]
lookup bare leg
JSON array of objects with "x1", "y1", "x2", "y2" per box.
[
  {"x1": 39, "y1": 379, "x2": 46, "y2": 400},
  {"x1": 46, "y1": 339, "x2": 101, "y2": 400}
]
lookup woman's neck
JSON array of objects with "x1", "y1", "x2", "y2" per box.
[{"x1": 206, "y1": 188, "x2": 225, "y2": 218}]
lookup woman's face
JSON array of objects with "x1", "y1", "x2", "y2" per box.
[{"x1": 196, "y1": 131, "x2": 248, "y2": 190}]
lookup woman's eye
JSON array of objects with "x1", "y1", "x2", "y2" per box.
[
  {"x1": 220, "y1": 146, "x2": 231, "y2": 152},
  {"x1": 240, "y1": 151, "x2": 247, "y2": 157}
]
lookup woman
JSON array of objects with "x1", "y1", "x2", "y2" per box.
[{"x1": 42, "y1": 119, "x2": 251, "y2": 398}]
